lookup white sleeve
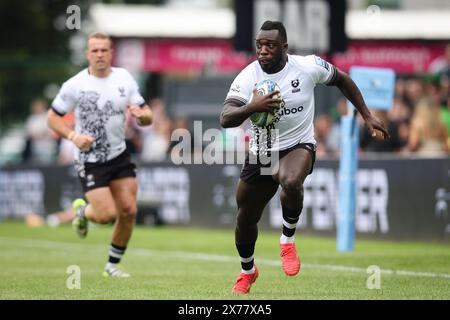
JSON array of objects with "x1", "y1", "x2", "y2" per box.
[
  {"x1": 51, "y1": 80, "x2": 77, "y2": 115},
  {"x1": 307, "y1": 55, "x2": 337, "y2": 85},
  {"x1": 224, "y1": 66, "x2": 254, "y2": 105},
  {"x1": 126, "y1": 71, "x2": 146, "y2": 106}
]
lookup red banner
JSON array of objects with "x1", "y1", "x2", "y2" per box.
[
  {"x1": 114, "y1": 39, "x2": 251, "y2": 73},
  {"x1": 114, "y1": 39, "x2": 448, "y2": 75},
  {"x1": 332, "y1": 41, "x2": 447, "y2": 75}
]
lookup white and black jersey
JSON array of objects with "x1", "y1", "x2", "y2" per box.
[
  {"x1": 52, "y1": 67, "x2": 145, "y2": 163},
  {"x1": 225, "y1": 54, "x2": 337, "y2": 155}
]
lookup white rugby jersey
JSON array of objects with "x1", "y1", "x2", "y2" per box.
[
  {"x1": 225, "y1": 54, "x2": 337, "y2": 154},
  {"x1": 52, "y1": 67, "x2": 145, "y2": 163}
]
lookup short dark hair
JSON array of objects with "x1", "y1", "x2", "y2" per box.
[{"x1": 260, "y1": 20, "x2": 287, "y2": 43}]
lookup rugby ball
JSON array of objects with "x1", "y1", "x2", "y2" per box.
[{"x1": 249, "y1": 79, "x2": 281, "y2": 127}]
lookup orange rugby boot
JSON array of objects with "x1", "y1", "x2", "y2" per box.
[
  {"x1": 280, "y1": 243, "x2": 301, "y2": 276},
  {"x1": 231, "y1": 266, "x2": 259, "y2": 295}
]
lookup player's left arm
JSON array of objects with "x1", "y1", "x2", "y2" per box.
[
  {"x1": 330, "y1": 68, "x2": 390, "y2": 140},
  {"x1": 126, "y1": 69, "x2": 152, "y2": 126},
  {"x1": 129, "y1": 104, "x2": 153, "y2": 126}
]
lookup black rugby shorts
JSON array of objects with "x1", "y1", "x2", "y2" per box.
[
  {"x1": 240, "y1": 143, "x2": 316, "y2": 184},
  {"x1": 75, "y1": 150, "x2": 137, "y2": 192}
]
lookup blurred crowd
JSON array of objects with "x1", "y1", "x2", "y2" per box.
[
  {"x1": 314, "y1": 44, "x2": 450, "y2": 158},
  {"x1": 22, "y1": 73, "x2": 450, "y2": 166},
  {"x1": 20, "y1": 57, "x2": 450, "y2": 164},
  {"x1": 315, "y1": 72, "x2": 450, "y2": 158}
]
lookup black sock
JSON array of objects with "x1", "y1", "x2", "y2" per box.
[
  {"x1": 236, "y1": 242, "x2": 255, "y2": 271},
  {"x1": 282, "y1": 206, "x2": 301, "y2": 238},
  {"x1": 108, "y1": 243, "x2": 126, "y2": 264}
]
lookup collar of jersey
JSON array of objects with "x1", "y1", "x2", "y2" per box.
[{"x1": 86, "y1": 67, "x2": 114, "y2": 79}]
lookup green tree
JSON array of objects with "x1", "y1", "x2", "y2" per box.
[
  {"x1": 0, "y1": 0, "x2": 91, "y2": 129},
  {"x1": 0, "y1": 0, "x2": 167, "y2": 130}
]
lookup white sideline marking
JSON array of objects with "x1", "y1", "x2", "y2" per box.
[{"x1": 1, "y1": 236, "x2": 449, "y2": 280}]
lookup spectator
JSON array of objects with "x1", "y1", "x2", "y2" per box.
[
  {"x1": 360, "y1": 109, "x2": 403, "y2": 153},
  {"x1": 140, "y1": 98, "x2": 172, "y2": 162},
  {"x1": 388, "y1": 97, "x2": 412, "y2": 123},
  {"x1": 327, "y1": 97, "x2": 348, "y2": 157},
  {"x1": 314, "y1": 114, "x2": 333, "y2": 158},
  {"x1": 396, "y1": 118, "x2": 411, "y2": 153},
  {"x1": 56, "y1": 112, "x2": 77, "y2": 165},
  {"x1": 423, "y1": 74, "x2": 442, "y2": 107},
  {"x1": 124, "y1": 110, "x2": 143, "y2": 158},
  {"x1": 394, "y1": 78, "x2": 406, "y2": 100},
  {"x1": 408, "y1": 98, "x2": 449, "y2": 156},
  {"x1": 45, "y1": 209, "x2": 75, "y2": 228},
  {"x1": 169, "y1": 115, "x2": 193, "y2": 147},
  {"x1": 24, "y1": 98, "x2": 57, "y2": 164},
  {"x1": 403, "y1": 78, "x2": 424, "y2": 111},
  {"x1": 440, "y1": 94, "x2": 450, "y2": 148},
  {"x1": 428, "y1": 43, "x2": 450, "y2": 74}
]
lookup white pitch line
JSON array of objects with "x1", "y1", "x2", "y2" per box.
[{"x1": 1, "y1": 236, "x2": 449, "y2": 280}]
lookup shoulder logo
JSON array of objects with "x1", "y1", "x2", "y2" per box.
[
  {"x1": 314, "y1": 56, "x2": 330, "y2": 71},
  {"x1": 118, "y1": 86, "x2": 126, "y2": 97},
  {"x1": 231, "y1": 84, "x2": 241, "y2": 93},
  {"x1": 291, "y1": 79, "x2": 301, "y2": 93}
]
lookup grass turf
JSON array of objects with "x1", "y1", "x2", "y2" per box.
[{"x1": 0, "y1": 221, "x2": 449, "y2": 300}]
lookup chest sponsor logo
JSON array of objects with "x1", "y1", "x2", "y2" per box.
[{"x1": 278, "y1": 105, "x2": 304, "y2": 117}]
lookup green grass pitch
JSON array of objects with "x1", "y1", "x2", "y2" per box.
[{"x1": 0, "y1": 221, "x2": 449, "y2": 300}]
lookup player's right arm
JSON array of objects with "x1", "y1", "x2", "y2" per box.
[
  {"x1": 47, "y1": 110, "x2": 94, "y2": 151},
  {"x1": 220, "y1": 88, "x2": 281, "y2": 128},
  {"x1": 221, "y1": 65, "x2": 280, "y2": 128},
  {"x1": 47, "y1": 80, "x2": 94, "y2": 151}
]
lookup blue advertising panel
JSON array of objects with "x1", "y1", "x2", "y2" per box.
[{"x1": 349, "y1": 66, "x2": 396, "y2": 110}]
